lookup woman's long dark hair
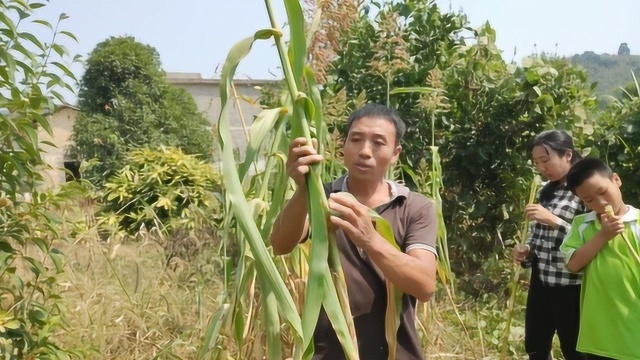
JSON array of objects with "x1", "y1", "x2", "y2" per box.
[{"x1": 527, "y1": 130, "x2": 582, "y2": 204}]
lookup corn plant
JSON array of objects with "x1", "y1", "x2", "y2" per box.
[
  {"x1": 499, "y1": 175, "x2": 540, "y2": 359},
  {"x1": 212, "y1": 1, "x2": 361, "y2": 358},
  {"x1": 390, "y1": 69, "x2": 454, "y2": 293},
  {"x1": 389, "y1": 85, "x2": 480, "y2": 358}
]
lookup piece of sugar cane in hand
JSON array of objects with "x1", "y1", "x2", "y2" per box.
[
  {"x1": 604, "y1": 204, "x2": 640, "y2": 263},
  {"x1": 604, "y1": 205, "x2": 615, "y2": 217}
]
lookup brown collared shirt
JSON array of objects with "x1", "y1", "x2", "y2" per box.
[{"x1": 311, "y1": 175, "x2": 438, "y2": 360}]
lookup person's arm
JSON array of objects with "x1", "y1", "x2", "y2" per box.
[
  {"x1": 366, "y1": 238, "x2": 436, "y2": 302},
  {"x1": 560, "y1": 212, "x2": 623, "y2": 272},
  {"x1": 525, "y1": 204, "x2": 567, "y2": 230},
  {"x1": 269, "y1": 138, "x2": 322, "y2": 255},
  {"x1": 565, "y1": 232, "x2": 610, "y2": 272},
  {"x1": 270, "y1": 188, "x2": 309, "y2": 255},
  {"x1": 328, "y1": 193, "x2": 437, "y2": 302},
  {"x1": 268, "y1": 137, "x2": 322, "y2": 255}
]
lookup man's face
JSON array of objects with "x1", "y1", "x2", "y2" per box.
[
  {"x1": 575, "y1": 172, "x2": 624, "y2": 214},
  {"x1": 343, "y1": 116, "x2": 401, "y2": 182}
]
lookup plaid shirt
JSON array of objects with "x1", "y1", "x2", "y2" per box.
[{"x1": 524, "y1": 182, "x2": 586, "y2": 287}]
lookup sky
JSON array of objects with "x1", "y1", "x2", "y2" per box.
[{"x1": 32, "y1": 0, "x2": 639, "y2": 101}]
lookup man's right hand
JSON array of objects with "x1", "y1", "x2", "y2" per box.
[
  {"x1": 287, "y1": 137, "x2": 323, "y2": 188},
  {"x1": 513, "y1": 244, "x2": 530, "y2": 263}
]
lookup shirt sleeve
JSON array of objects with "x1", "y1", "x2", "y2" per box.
[
  {"x1": 559, "y1": 218, "x2": 585, "y2": 269},
  {"x1": 556, "y1": 218, "x2": 571, "y2": 233},
  {"x1": 404, "y1": 195, "x2": 438, "y2": 257}
]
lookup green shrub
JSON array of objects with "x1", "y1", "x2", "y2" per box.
[{"x1": 98, "y1": 147, "x2": 222, "y2": 236}]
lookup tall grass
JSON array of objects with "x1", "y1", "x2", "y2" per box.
[
  {"x1": 55, "y1": 234, "x2": 224, "y2": 359},
  {"x1": 53, "y1": 233, "x2": 530, "y2": 359}
]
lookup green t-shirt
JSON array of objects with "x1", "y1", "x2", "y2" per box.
[{"x1": 560, "y1": 205, "x2": 640, "y2": 359}]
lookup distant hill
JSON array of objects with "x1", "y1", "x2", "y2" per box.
[{"x1": 570, "y1": 48, "x2": 640, "y2": 100}]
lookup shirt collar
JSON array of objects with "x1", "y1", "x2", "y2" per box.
[
  {"x1": 541, "y1": 180, "x2": 568, "y2": 189},
  {"x1": 584, "y1": 205, "x2": 639, "y2": 223},
  {"x1": 331, "y1": 175, "x2": 409, "y2": 200}
]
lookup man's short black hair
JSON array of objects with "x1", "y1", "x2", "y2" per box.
[
  {"x1": 566, "y1": 158, "x2": 614, "y2": 193},
  {"x1": 344, "y1": 103, "x2": 406, "y2": 143}
]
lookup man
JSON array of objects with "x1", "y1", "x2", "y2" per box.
[{"x1": 269, "y1": 103, "x2": 438, "y2": 360}]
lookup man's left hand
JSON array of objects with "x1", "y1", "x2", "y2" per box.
[{"x1": 328, "y1": 193, "x2": 377, "y2": 249}]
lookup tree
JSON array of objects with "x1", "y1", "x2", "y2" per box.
[
  {"x1": 593, "y1": 74, "x2": 640, "y2": 204},
  {"x1": 325, "y1": 0, "x2": 598, "y2": 273},
  {"x1": 71, "y1": 36, "x2": 213, "y2": 185},
  {"x1": 0, "y1": 1, "x2": 81, "y2": 357}
]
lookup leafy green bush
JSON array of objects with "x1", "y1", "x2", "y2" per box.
[{"x1": 98, "y1": 147, "x2": 222, "y2": 236}]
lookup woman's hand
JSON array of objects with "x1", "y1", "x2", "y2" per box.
[
  {"x1": 513, "y1": 244, "x2": 531, "y2": 263},
  {"x1": 525, "y1": 204, "x2": 559, "y2": 227}
]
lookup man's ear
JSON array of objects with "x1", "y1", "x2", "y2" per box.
[{"x1": 391, "y1": 145, "x2": 402, "y2": 163}]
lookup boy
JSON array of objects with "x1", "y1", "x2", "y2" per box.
[{"x1": 560, "y1": 158, "x2": 640, "y2": 360}]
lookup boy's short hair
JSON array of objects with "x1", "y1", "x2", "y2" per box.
[
  {"x1": 345, "y1": 103, "x2": 406, "y2": 143},
  {"x1": 566, "y1": 158, "x2": 614, "y2": 193}
]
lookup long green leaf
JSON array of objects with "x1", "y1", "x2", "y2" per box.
[
  {"x1": 217, "y1": 28, "x2": 303, "y2": 338},
  {"x1": 196, "y1": 295, "x2": 229, "y2": 360},
  {"x1": 263, "y1": 1, "x2": 359, "y2": 358},
  {"x1": 238, "y1": 107, "x2": 284, "y2": 180},
  {"x1": 304, "y1": 66, "x2": 325, "y2": 155},
  {"x1": 389, "y1": 86, "x2": 443, "y2": 95},
  {"x1": 305, "y1": 9, "x2": 323, "y2": 53},
  {"x1": 292, "y1": 113, "x2": 334, "y2": 356},
  {"x1": 373, "y1": 215, "x2": 403, "y2": 360},
  {"x1": 284, "y1": 0, "x2": 306, "y2": 88},
  {"x1": 430, "y1": 146, "x2": 453, "y2": 290},
  {"x1": 260, "y1": 136, "x2": 291, "y2": 239},
  {"x1": 260, "y1": 272, "x2": 283, "y2": 360},
  {"x1": 336, "y1": 192, "x2": 402, "y2": 360},
  {"x1": 325, "y1": 233, "x2": 359, "y2": 360},
  {"x1": 321, "y1": 268, "x2": 359, "y2": 360}
]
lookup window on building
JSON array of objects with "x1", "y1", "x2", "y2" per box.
[{"x1": 64, "y1": 160, "x2": 80, "y2": 182}]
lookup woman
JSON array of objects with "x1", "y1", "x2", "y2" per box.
[{"x1": 513, "y1": 130, "x2": 586, "y2": 360}]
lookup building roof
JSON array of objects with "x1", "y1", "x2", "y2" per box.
[
  {"x1": 165, "y1": 72, "x2": 281, "y2": 86},
  {"x1": 41, "y1": 103, "x2": 80, "y2": 116}
]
